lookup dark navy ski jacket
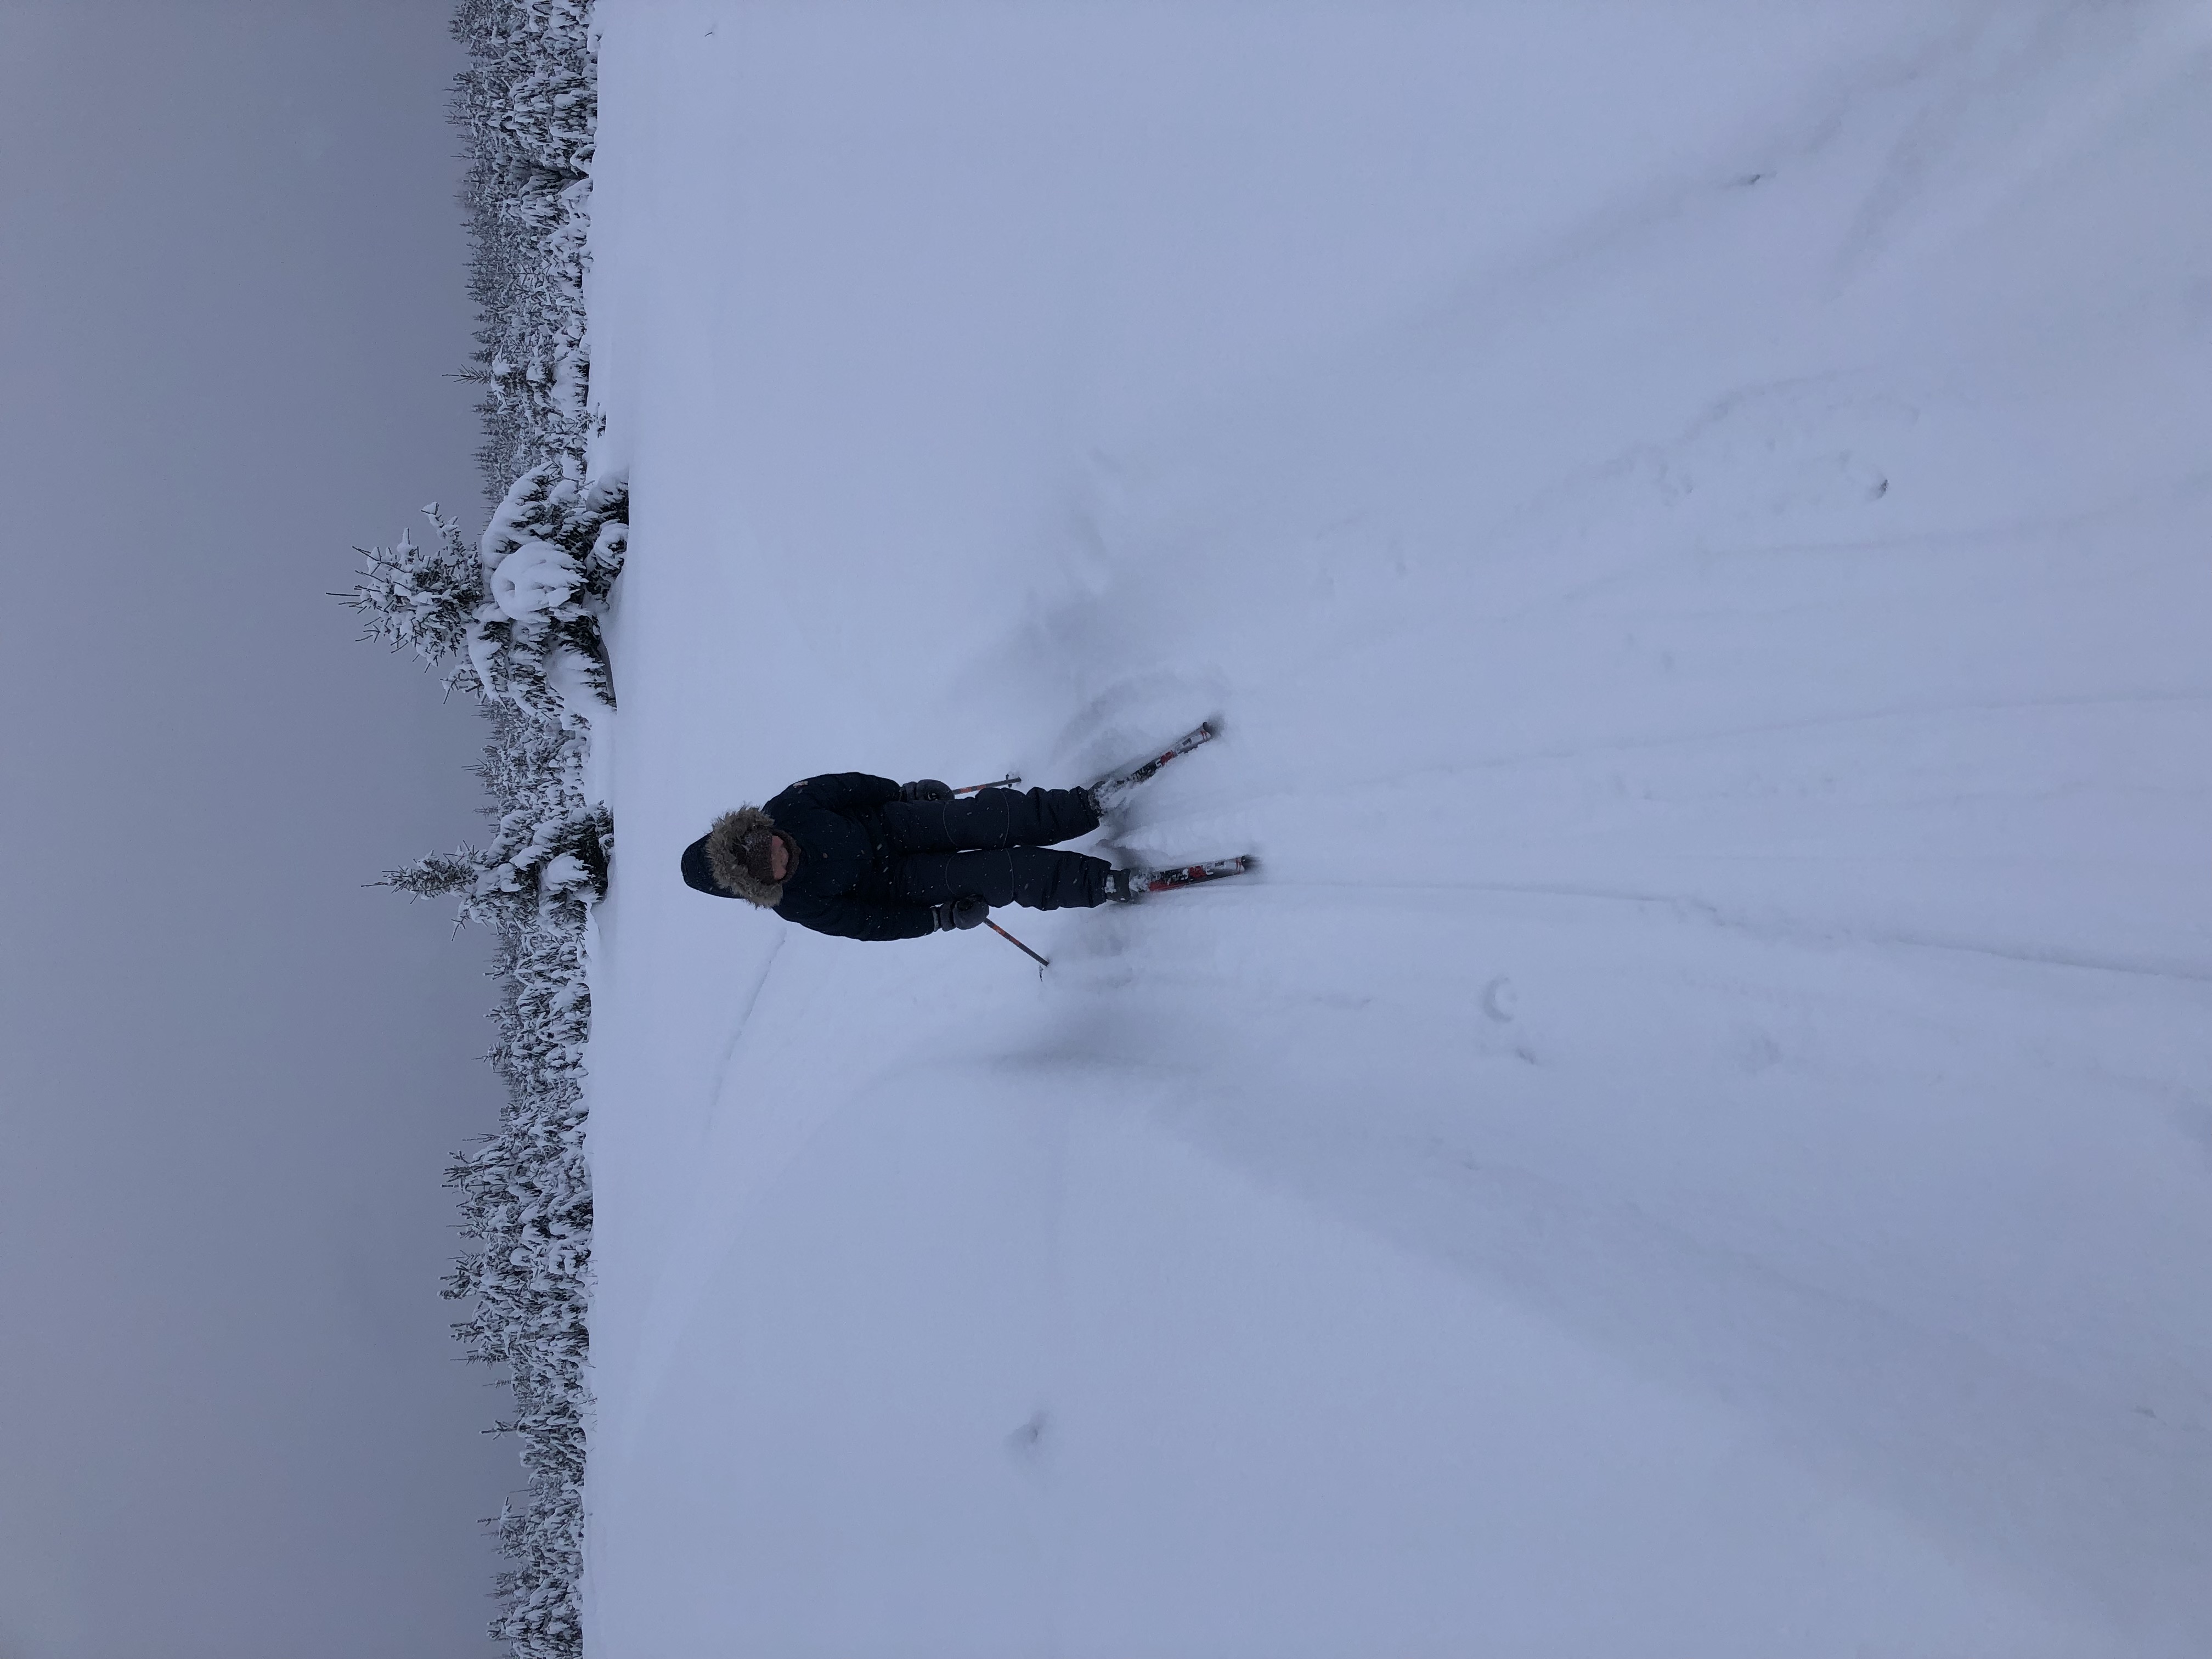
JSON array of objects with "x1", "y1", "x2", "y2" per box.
[{"x1": 764, "y1": 772, "x2": 938, "y2": 943}]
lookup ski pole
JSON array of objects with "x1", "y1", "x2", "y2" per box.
[
  {"x1": 985, "y1": 917, "x2": 1050, "y2": 974},
  {"x1": 953, "y1": 772, "x2": 1021, "y2": 795}
]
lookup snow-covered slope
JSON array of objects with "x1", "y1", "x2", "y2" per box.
[{"x1": 579, "y1": 4, "x2": 2211, "y2": 1654}]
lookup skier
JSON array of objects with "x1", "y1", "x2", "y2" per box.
[
  {"x1": 680, "y1": 727, "x2": 1245, "y2": 943},
  {"x1": 679, "y1": 774, "x2": 1137, "y2": 940}
]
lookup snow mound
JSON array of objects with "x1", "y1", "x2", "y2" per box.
[{"x1": 491, "y1": 540, "x2": 582, "y2": 619}]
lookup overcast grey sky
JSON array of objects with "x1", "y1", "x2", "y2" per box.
[{"x1": 2, "y1": 5, "x2": 518, "y2": 1654}]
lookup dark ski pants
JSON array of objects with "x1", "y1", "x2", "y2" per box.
[{"x1": 881, "y1": 786, "x2": 1109, "y2": 912}]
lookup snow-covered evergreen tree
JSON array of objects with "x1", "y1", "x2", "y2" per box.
[
  {"x1": 345, "y1": 504, "x2": 485, "y2": 678},
  {"x1": 348, "y1": 466, "x2": 628, "y2": 725}
]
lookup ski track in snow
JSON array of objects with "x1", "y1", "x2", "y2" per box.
[{"x1": 580, "y1": 4, "x2": 2212, "y2": 1655}]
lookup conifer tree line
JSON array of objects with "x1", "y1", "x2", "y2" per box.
[{"x1": 343, "y1": 4, "x2": 613, "y2": 1654}]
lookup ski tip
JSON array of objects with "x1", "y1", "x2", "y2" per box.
[{"x1": 1200, "y1": 714, "x2": 1225, "y2": 740}]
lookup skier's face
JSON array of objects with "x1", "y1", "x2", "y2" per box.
[{"x1": 769, "y1": 833, "x2": 793, "y2": 881}]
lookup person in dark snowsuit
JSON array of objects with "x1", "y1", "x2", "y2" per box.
[{"x1": 679, "y1": 774, "x2": 1135, "y2": 940}]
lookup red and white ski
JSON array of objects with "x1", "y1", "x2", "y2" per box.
[
  {"x1": 1088, "y1": 721, "x2": 1217, "y2": 810},
  {"x1": 1126, "y1": 855, "x2": 1253, "y2": 896}
]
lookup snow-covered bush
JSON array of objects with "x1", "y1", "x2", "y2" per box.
[{"x1": 346, "y1": 5, "x2": 612, "y2": 1656}]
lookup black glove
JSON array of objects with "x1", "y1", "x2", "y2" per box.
[
  {"x1": 933, "y1": 896, "x2": 990, "y2": 931},
  {"x1": 901, "y1": 778, "x2": 955, "y2": 803}
]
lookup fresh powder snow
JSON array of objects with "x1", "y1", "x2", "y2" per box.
[{"x1": 577, "y1": 4, "x2": 2210, "y2": 1656}]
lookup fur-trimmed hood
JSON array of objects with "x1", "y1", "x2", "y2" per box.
[{"x1": 703, "y1": 805, "x2": 784, "y2": 906}]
